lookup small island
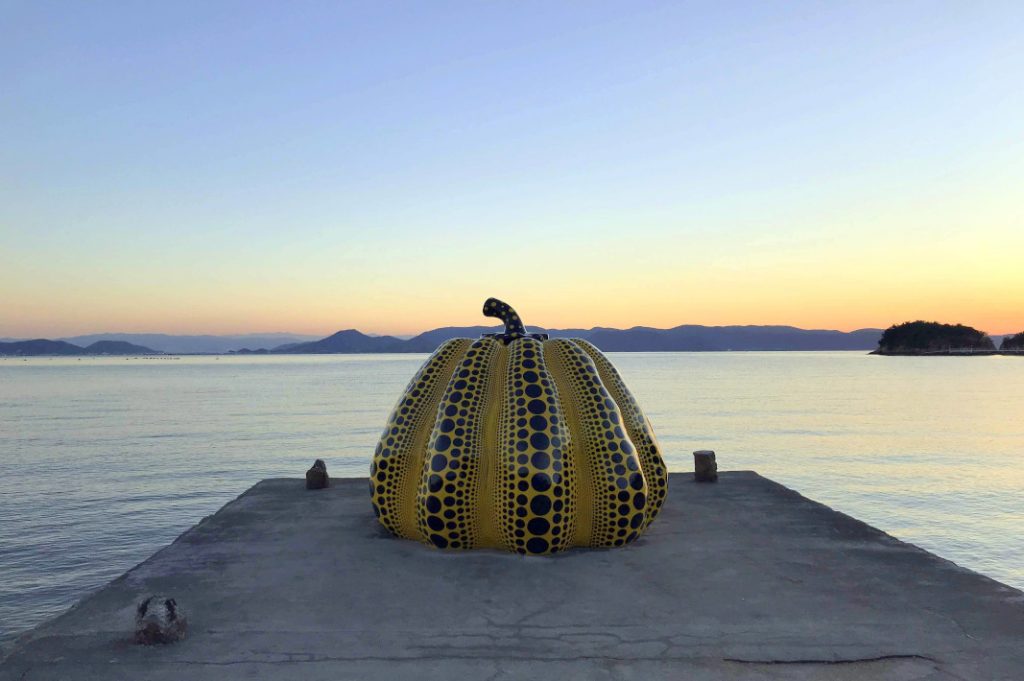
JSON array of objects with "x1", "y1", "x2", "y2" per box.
[
  {"x1": 872, "y1": 321, "x2": 996, "y2": 355},
  {"x1": 1001, "y1": 332, "x2": 1024, "y2": 352}
]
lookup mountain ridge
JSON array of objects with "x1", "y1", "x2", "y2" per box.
[
  {"x1": 59, "y1": 333, "x2": 322, "y2": 354},
  {"x1": 0, "y1": 339, "x2": 160, "y2": 356},
  {"x1": 277, "y1": 324, "x2": 885, "y2": 354},
  {"x1": 1, "y1": 325, "x2": 888, "y2": 356}
]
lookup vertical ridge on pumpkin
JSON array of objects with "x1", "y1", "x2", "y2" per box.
[
  {"x1": 371, "y1": 338, "x2": 470, "y2": 539},
  {"x1": 543, "y1": 340, "x2": 590, "y2": 547},
  {"x1": 476, "y1": 340, "x2": 509, "y2": 550},
  {"x1": 415, "y1": 338, "x2": 499, "y2": 549},
  {"x1": 572, "y1": 339, "x2": 668, "y2": 530},
  {"x1": 496, "y1": 337, "x2": 575, "y2": 554},
  {"x1": 547, "y1": 339, "x2": 649, "y2": 548}
]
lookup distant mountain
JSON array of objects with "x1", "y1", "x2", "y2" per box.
[
  {"x1": 401, "y1": 325, "x2": 505, "y2": 352},
  {"x1": 585, "y1": 325, "x2": 884, "y2": 351},
  {"x1": 0, "y1": 339, "x2": 159, "y2": 356},
  {"x1": 278, "y1": 324, "x2": 884, "y2": 354},
  {"x1": 266, "y1": 341, "x2": 304, "y2": 352},
  {"x1": 83, "y1": 340, "x2": 158, "y2": 355},
  {"x1": 281, "y1": 329, "x2": 409, "y2": 353},
  {"x1": 398, "y1": 325, "x2": 593, "y2": 352},
  {"x1": 59, "y1": 333, "x2": 321, "y2": 354},
  {"x1": 0, "y1": 339, "x2": 87, "y2": 356}
]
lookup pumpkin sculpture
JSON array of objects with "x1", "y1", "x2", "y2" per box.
[{"x1": 370, "y1": 298, "x2": 667, "y2": 554}]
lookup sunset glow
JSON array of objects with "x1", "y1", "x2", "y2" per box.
[{"x1": 3, "y1": 2, "x2": 1022, "y2": 338}]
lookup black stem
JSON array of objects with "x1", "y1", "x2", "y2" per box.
[{"x1": 482, "y1": 298, "x2": 526, "y2": 336}]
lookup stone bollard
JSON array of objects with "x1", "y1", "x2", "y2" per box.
[
  {"x1": 135, "y1": 595, "x2": 187, "y2": 644},
  {"x1": 306, "y1": 459, "x2": 329, "y2": 489},
  {"x1": 693, "y1": 450, "x2": 718, "y2": 482}
]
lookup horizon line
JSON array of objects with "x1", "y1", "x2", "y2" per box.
[{"x1": 5, "y1": 320, "x2": 1021, "y2": 342}]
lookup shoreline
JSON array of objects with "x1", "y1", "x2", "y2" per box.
[
  {"x1": 6, "y1": 348, "x2": 1024, "y2": 359},
  {"x1": 871, "y1": 349, "x2": 1023, "y2": 356}
]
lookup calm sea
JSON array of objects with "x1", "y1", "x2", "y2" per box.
[{"x1": 1, "y1": 352, "x2": 1022, "y2": 645}]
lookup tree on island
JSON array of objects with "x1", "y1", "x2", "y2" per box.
[
  {"x1": 1001, "y1": 332, "x2": 1024, "y2": 351},
  {"x1": 874, "y1": 321, "x2": 995, "y2": 354}
]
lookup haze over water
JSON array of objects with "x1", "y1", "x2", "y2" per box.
[{"x1": 2, "y1": 352, "x2": 1022, "y2": 645}]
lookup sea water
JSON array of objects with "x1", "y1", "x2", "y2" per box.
[{"x1": 1, "y1": 352, "x2": 1022, "y2": 644}]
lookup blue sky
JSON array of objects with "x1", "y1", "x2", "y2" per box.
[{"x1": 2, "y1": 1, "x2": 1022, "y2": 335}]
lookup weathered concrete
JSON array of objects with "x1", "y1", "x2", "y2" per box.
[{"x1": 3, "y1": 472, "x2": 1022, "y2": 680}]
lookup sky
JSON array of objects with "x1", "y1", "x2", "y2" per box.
[{"x1": 2, "y1": 1, "x2": 1022, "y2": 337}]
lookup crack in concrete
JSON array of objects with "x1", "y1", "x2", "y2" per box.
[
  {"x1": 723, "y1": 653, "x2": 938, "y2": 665},
  {"x1": 923, "y1": 606, "x2": 978, "y2": 642},
  {"x1": 85, "y1": 651, "x2": 941, "y2": 668},
  {"x1": 138, "y1": 653, "x2": 770, "y2": 666}
]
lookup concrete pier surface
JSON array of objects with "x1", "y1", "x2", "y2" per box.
[{"x1": 2, "y1": 472, "x2": 1022, "y2": 680}]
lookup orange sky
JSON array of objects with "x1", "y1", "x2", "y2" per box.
[{"x1": 3, "y1": 3, "x2": 1022, "y2": 339}]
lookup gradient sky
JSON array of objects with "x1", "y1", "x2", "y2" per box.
[{"x1": 3, "y1": 1, "x2": 1022, "y2": 337}]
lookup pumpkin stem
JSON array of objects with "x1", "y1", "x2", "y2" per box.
[{"x1": 483, "y1": 298, "x2": 527, "y2": 336}]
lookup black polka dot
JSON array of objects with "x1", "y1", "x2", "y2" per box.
[
  {"x1": 530, "y1": 495, "x2": 551, "y2": 515},
  {"x1": 527, "y1": 518, "x2": 550, "y2": 535},
  {"x1": 530, "y1": 432, "x2": 550, "y2": 450},
  {"x1": 526, "y1": 537, "x2": 549, "y2": 553}
]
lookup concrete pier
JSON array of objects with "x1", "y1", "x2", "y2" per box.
[{"x1": 2, "y1": 472, "x2": 1022, "y2": 680}]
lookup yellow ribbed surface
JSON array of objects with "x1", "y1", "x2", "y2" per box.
[
  {"x1": 573, "y1": 339, "x2": 668, "y2": 529},
  {"x1": 370, "y1": 336, "x2": 666, "y2": 554},
  {"x1": 476, "y1": 340, "x2": 507, "y2": 550},
  {"x1": 414, "y1": 338, "x2": 499, "y2": 549},
  {"x1": 543, "y1": 340, "x2": 589, "y2": 546},
  {"x1": 370, "y1": 338, "x2": 470, "y2": 539},
  {"x1": 545, "y1": 339, "x2": 648, "y2": 547},
  {"x1": 490, "y1": 337, "x2": 576, "y2": 554}
]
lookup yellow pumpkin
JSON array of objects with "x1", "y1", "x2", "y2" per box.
[{"x1": 370, "y1": 298, "x2": 667, "y2": 554}]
